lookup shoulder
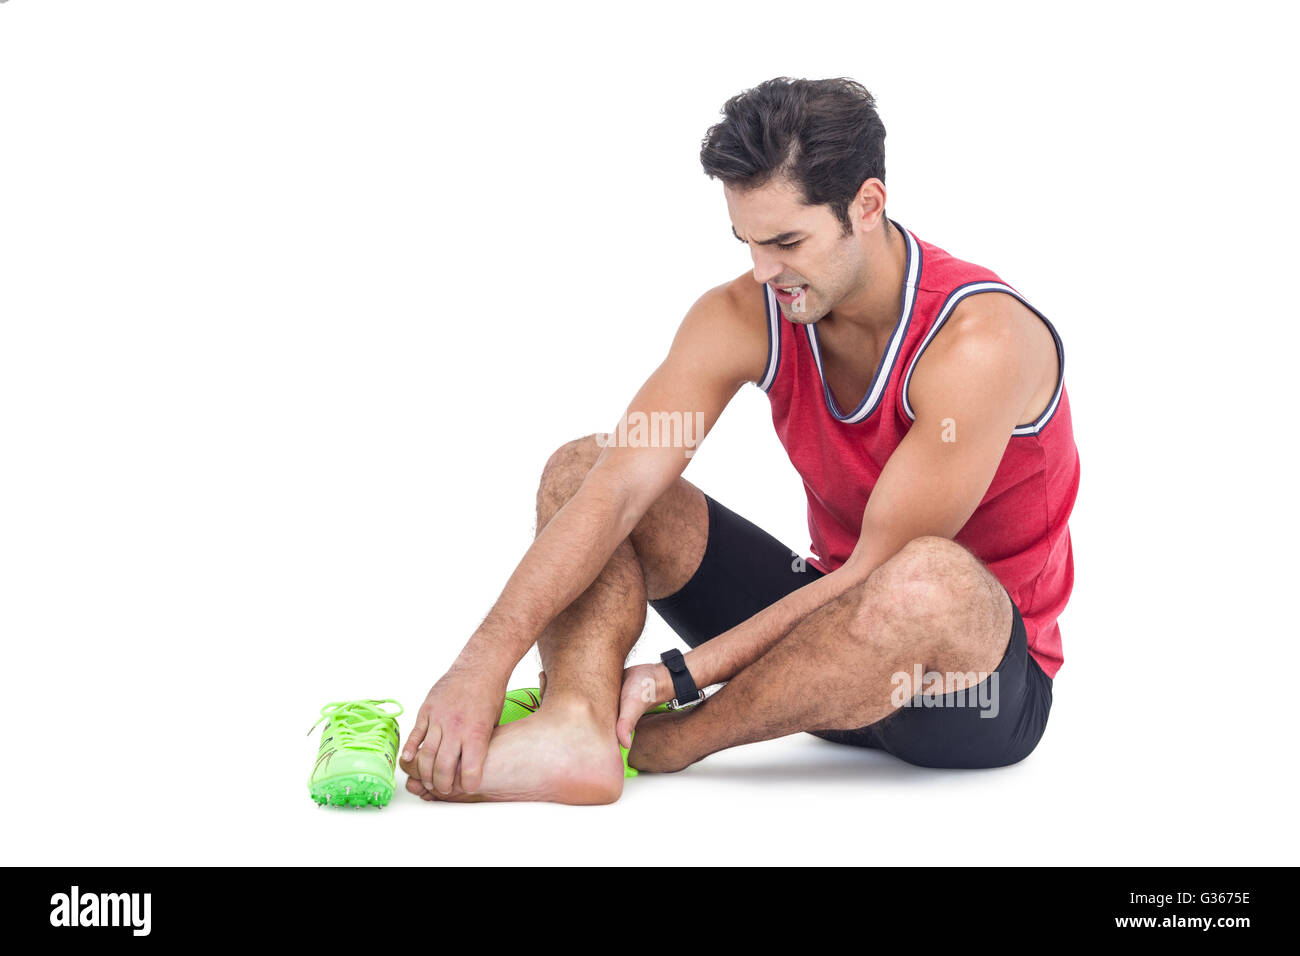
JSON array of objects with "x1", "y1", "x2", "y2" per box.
[
  {"x1": 673, "y1": 270, "x2": 770, "y2": 387},
  {"x1": 680, "y1": 269, "x2": 767, "y2": 324},
  {"x1": 718, "y1": 269, "x2": 770, "y2": 330},
  {"x1": 909, "y1": 291, "x2": 1055, "y2": 415}
]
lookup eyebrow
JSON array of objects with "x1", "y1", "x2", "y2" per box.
[{"x1": 732, "y1": 225, "x2": 805, "y2": 245}]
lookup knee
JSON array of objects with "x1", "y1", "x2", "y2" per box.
[
  {"x1": 847, "y1": 536, "x2": 979, "y2": 647},
  {"x1": 540, "y1": 433, "x2": 608, "y2": 489},
  {"x1": 883, "y1": 535, "x2": 971, "y2": 583}
]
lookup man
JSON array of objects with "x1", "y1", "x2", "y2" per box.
[{"x1": 399, "y1": 77, "x2": 1080, "y2": 804}]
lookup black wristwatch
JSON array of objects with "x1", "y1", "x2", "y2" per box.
[{"x1": 660, "y1": 648, "x2": 704, "y2": 710}]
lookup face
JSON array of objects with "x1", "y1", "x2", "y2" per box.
[{"x1": 725, "y1": 176, "x2": 868, "y2": 325}]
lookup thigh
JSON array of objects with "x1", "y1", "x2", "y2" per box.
[
  {"x1": 648, "y1": 493, "x2": 822, "y2": 648},
  {"x1": 812, "y1": 594, "x2": 1053, "y2": 768}
]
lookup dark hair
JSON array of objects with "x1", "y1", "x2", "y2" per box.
[{"x1": 699, "y1": 77, "x2": 887, "y2": 236}]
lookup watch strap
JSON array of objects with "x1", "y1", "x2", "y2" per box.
[{"x1": 660, "y1": 648, "x2": 704, "y2": 709}]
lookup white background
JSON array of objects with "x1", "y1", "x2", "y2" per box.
[{"x1": 3, "y1": 0, "x2": 1296, "y2": 865}]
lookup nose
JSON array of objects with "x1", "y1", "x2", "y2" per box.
[{"x1": 750, "y1": 249, "x2": 784, "y2": 286}]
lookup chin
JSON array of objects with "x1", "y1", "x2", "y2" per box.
[{"x1": 783, "y1": 304, "x2": 822, "y2": 323}]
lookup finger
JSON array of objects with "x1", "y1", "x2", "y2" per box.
[
  {"x1": 402, "y1": 709, "x2": 430, "y2": 769},
  {"x1": 417, "y1": 724, "x2": 443, "y2": 792},
  {"x1": 399, "y1": 740, "x2": 419, "y2": 777},
  {"x1": 406, "y1": 775, "x2": 435, "y2": 802},
  {"x1": 616, "y1": 700, "x2": 636, "y2": 750},
  {"x1": 458, "y1": 726, "x2": 491, "y2": 794},
  {"x1": 538, "y1": 670, "x2": 547, "y2": 700},
  {"x1": 432, "y1": 737, "x2": 462, "y2": 795}
]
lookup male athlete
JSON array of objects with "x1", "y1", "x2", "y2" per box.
[{"x1": 399, "y1": 77, "x2": 1079, "y2": 804}]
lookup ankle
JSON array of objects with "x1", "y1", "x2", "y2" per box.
[{"x1": 538, "y1": 690, "x2": 615, "y2": 728}]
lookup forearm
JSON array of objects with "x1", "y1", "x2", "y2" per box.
[
  {"x1": 667, "y1": 564, "x2": 871, "y2": 694},
  {"x1": 461, "y1": 476, "x2": 636, "y2": 676}
]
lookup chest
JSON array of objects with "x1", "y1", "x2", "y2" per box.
[{"x1": 813, "y1": 328, "x2": 889, "y2": 416}]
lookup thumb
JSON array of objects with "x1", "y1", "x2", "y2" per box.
[{"x1": 616, "y1": 702, "x2": 634, "y2": 751}]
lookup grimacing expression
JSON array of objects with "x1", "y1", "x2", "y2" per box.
[{"x1": 724, "y1": 179, "x2": 867, "y2": 325}]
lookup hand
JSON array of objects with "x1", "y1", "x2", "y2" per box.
[
  {"x1": 615, "y1": 662, "x2": 669, "y2": 750},
  {"x1": 401, "y1": 661, "x2": 507, "y2": 795}
]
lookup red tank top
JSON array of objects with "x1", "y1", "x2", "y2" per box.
[{"x1": 759, "y1": 219, "x2": 1079, "y2": 679}]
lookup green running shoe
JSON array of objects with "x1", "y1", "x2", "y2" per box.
[
  {"x1": 498, "y1": 687, "x2": 682, "y2": 779},
  {"x1": 498, "y1": 687, "x2": 542, "y2": 725},
  {"x1": 308, "y1": 699, "x2": 403, "y2": 808}
]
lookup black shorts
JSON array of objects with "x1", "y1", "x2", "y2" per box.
[{"x1": 647, "y1": 493, "x2": 1054, "y2": 769}]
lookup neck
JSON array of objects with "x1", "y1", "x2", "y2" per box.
[{"x1": 824, "y1": 218, "x2": 907, "y2": 338}]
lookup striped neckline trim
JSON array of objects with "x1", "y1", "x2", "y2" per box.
[{"x1": 803, "y1": 220, "x2": 921, "y2": 424}]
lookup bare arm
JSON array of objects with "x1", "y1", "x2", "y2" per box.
[
  {"x1": 463, "y1": 278, "x2": 768, "y2": 677},
  {"x1": 663, "y1": 293, "x2": 1053, "y2": 694},
  {"x1": 402, "y1": 275, "x2": 766, "y2": 793}
]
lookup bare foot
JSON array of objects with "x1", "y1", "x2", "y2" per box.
[{"x1": 405, "y1": 697, "x2": 624, "y2": 805}]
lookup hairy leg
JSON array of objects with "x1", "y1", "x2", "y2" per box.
[
  {"x1": 628, "y1": 536, "x2": 1014, "y2": 772},
  {"x1": 407, "y1": 433, "x2": 709, "y2": 804}
]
